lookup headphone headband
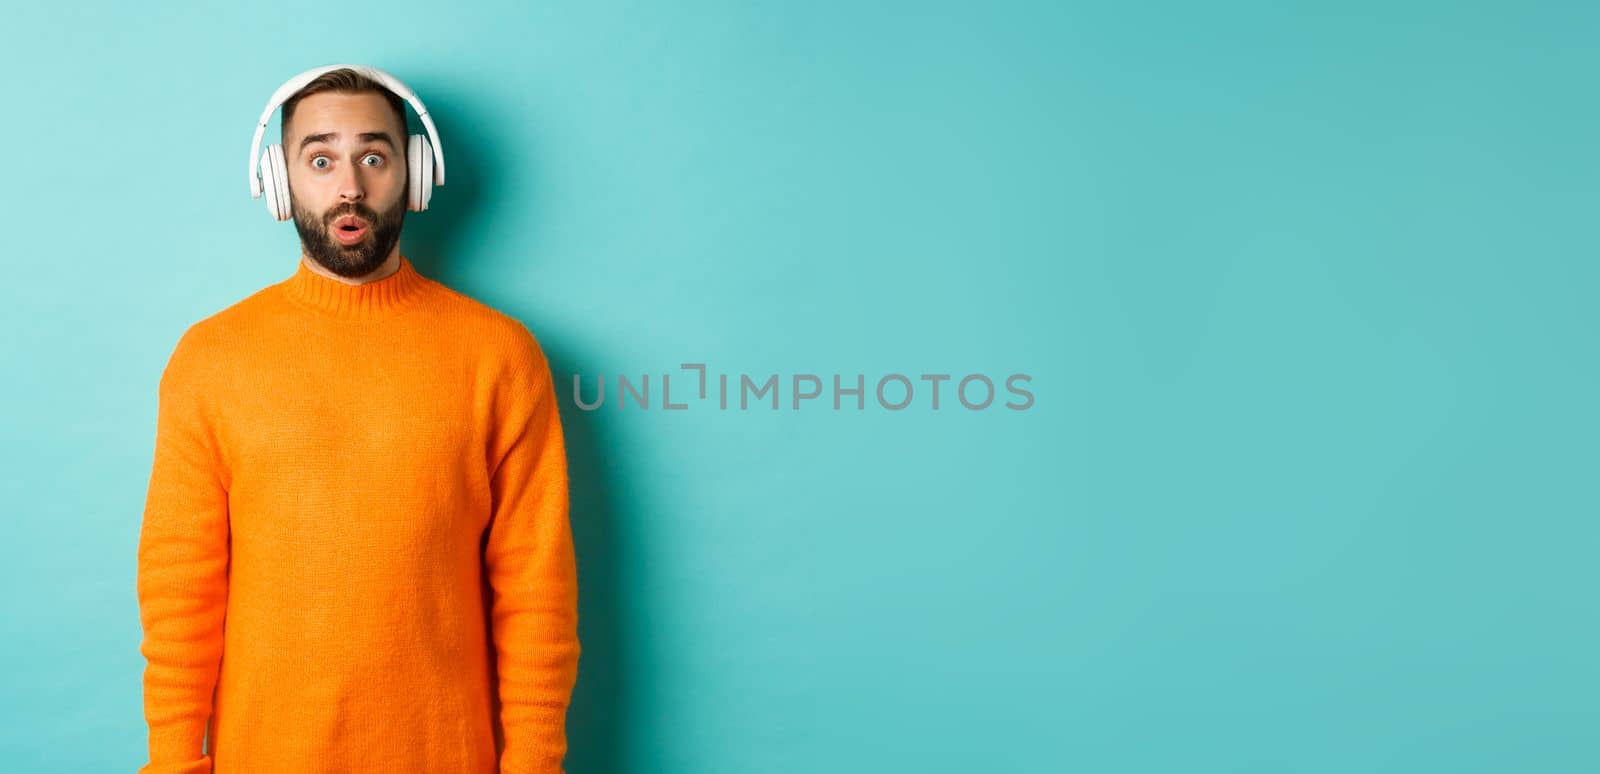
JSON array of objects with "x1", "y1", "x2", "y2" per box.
[{"x1": 247, "y1": 64, "x2": 446, "y2": 198}]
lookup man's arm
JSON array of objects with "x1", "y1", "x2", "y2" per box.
[
  {"x1": 483, "y1": 326, "x2": 582, "y2": 774},
  {"x1": 136, "y1": 332, "x2": 230, "y2": 774}
]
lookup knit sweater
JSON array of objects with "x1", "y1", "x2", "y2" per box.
[{"x1": 135, "y1": 255, "x2": 580, "y2": 774}]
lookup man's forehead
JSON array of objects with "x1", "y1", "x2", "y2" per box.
[
  {"x1": 286, "y1": 92, "x2": 404, "y2": 143},
  {"x1": 297, "y1": 130, "x2": 396, "y2": 146}
]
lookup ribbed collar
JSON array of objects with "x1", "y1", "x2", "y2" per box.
[{"x1": 280, "y1": 254, "x2": 433, "y2": 321}]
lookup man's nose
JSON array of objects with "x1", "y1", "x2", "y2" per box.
[{"x1": 337, "y1": 166, "x2": 365, "y2": 202}]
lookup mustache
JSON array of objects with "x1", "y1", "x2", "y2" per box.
[{"x1": 325, "y1": 204, "x2": 379, "y2": 224}]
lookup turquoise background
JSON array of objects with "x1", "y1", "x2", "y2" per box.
[{"x1": 2, "y1": 1, "x2": 1596, "y2": 771}]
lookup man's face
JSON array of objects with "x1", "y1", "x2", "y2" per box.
[{"x1": 284, "y1": 91, "x2": 408, "y2": 278}]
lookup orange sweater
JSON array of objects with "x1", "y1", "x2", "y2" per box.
[{"x1": 136, "y1": 255, "x2": 580, "y2": 774}]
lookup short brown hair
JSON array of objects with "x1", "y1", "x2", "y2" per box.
[{"x1": 280, "y1": 67, "x2": 410, "y2": 148}]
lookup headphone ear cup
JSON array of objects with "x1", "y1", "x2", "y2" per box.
[
  {"x1": 408, "y1": 133, "x2": 434, "y2": 212},
  {"x1": 258, "y1": 146, "x2": 279, "y2": 219},
  {"x1": 261, "y1": 144, "x2": 292, "y2": 221}
]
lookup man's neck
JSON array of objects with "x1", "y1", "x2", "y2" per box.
[{"x1": 300, "y1": 251, "x2": 401, "y2": 286}]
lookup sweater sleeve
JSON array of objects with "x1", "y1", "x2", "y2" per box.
[
  {"x1": 483, "y1": 327, "x2": 582, "y2": 774},
  {"x1": 135, "y1": 332, "x2": 231, "y2": 774}
]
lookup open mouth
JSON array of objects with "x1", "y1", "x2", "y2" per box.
[{"x1": 332, "y1": 215, "x2": 370, "y2": 244}]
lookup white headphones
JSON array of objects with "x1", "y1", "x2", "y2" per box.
[{"x1": 247, "y1": 64, "x2": 447, "y2": 221}]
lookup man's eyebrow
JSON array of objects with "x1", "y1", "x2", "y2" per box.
[{"x1": 298, "y1": 131, "x2": 399, "y2": 153}]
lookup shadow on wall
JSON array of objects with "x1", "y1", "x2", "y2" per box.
[{"x1": 399, "y1": 76, "x2": 632, "y2": 774}]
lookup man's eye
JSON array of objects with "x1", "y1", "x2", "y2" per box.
[
  {"x1": 362, "y1": 154, "x2": 384, "y2": 167},
  {"x1": 311, "y1": 156, "x2": 330, "y2": 169}
]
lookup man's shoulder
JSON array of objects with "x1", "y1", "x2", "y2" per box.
[
  {"x1": 428, "y1": 282, "x2": 551, "y2": 368},
  {"x1": 158, "y1": 284, "x2": 281, "y2": 385},
  {"x1": 169, "y1": 287, "x2": 273, "y2": 353}
]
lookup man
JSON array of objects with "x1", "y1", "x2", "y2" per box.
[{"x1": 135, "y1": 67, "x2": 581, "y2": 774}]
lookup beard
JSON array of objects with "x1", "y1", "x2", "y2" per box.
[{"x1": 291, "y1": 194, "x2": 407, "y2": 278}]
